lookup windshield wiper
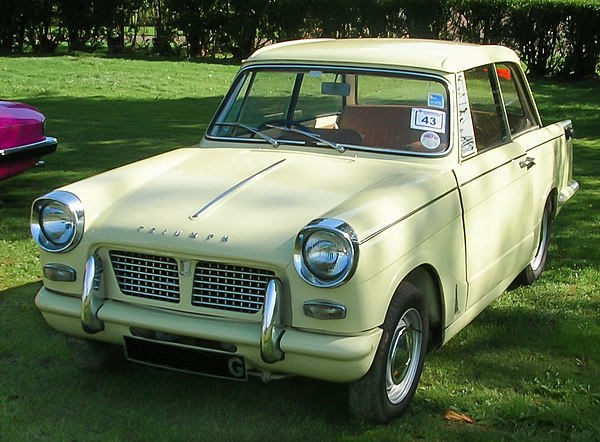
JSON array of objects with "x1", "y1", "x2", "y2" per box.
[
  {"x1": 213, "y1": 122, "x2": 279, "y2": 148},
  {"x1": 267, "y1": 124, "x2": 345, "y2": 153}
]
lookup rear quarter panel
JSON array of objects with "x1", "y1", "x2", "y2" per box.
[{"x1": 519, "y1": 121, "x2": 575, "y2": 221}]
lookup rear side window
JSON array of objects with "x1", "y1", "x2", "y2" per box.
[
  {"x1": 464, "y1": 63, "x2": 539, "y2": 153},
  {"x1": 464, "y1": 65, "x2": 509, "y2": 151},
  {"x1": 495, "y1": 63, "x2": 538, "y2": 136}
]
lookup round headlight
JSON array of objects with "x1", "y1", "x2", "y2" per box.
[
  {"x1": 294, "y1": 219, "x2": 359, "y2": 288},
  {"x1": 40, "y1": 201, "x2": 75, "y2": 246},
  {"x1": 31, "y1": 191, "x2": 84, "y2": 253},
  {"x1": 303, "y1": 231, "x2": 352, "y2": 281}
]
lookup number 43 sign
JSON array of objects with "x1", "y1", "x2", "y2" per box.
[{"x1": 410, "y1": 108, "x2": 446, "y2": 133}]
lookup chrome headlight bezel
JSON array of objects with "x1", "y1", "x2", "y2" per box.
[
  {"x1": 293, "y1": 218, "x2": 359, "y2": 288},
  {"x1": 31, "y1": 190, "x2": 84, "y2": 253}
]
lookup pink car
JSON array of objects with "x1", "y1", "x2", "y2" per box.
[{"x1": 0, "y1": 101, "x2": 57, "y2": 181}]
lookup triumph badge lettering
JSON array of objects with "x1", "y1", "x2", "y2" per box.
[{"x1": 136, "y1": 226, "x2": 227, "y2": 243}]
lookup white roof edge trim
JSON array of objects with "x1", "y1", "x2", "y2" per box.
[{"x1": 248, "y1": 39, "x2": 336, "y2": 60}]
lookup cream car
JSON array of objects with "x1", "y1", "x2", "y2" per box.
[{"x1": 31, "y1": 39, "x2": 578, "y2": 423}]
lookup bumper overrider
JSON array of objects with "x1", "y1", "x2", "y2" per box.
[{"x1": 36, "y1": 254, "x2": 382, "y2": 383}]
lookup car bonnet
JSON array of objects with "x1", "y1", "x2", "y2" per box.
[{"x1": 62, "y1": 147, "x2": 455, "y2": 266}]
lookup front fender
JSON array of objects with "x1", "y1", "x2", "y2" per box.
[{"x1": 287, "y1": 188, "x2": 466, "y2": 334}]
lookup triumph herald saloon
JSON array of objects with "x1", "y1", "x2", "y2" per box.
[
  {"x1": 31, "y1": 39, "x2": 578, "y2": 423},
  {"x1": 0, "y1": 101, "x2": 57, "y2": 181}
]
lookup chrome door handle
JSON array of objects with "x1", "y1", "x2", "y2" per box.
[{"x1": 519, "y1": 157, "x2": 536, "y2": 170}]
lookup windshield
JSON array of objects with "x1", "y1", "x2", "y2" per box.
[{"x1": 207, "y1": 67, "x2": 450, "y2": 155}]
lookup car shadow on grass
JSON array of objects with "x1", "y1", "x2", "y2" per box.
[
  {"x1": 1, "y1": 281, "x2": 355, "y2": 435},
  {"x1": 3, "y1": 280, "x2": 598, "y2": 439},
  {"x1": 426, "y1": 297, "x2": 599, "y2": 406}
]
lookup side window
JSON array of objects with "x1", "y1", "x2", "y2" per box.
[
  {"x1": 464, "y1": 65, "x2": 509, "y2": 151},
  {"x1": 496, "y1": 63, "x2": 538, "y2": 135}
]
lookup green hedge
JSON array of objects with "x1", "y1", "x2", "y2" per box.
[
  {"x1": 1, "y1": 0, "x2": 598, "y2": 78},
  {"x1": 328, "y1": 0, "x2": 600, "y2": 78},
  {"x1": 443, "y1": 0, "x2": 600, "y2": 77},
  {"x1": 293, "y1": 0, "x2": 600, "y2": 77}
]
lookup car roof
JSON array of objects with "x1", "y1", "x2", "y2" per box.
[{"x1": 246, "y1": 38, "x2": 520, "y2": 74}]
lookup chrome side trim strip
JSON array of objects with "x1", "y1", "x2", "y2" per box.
[
  {"x1": 360, "y1": 188, "x2": 457, "y2": 244},
  {"x1": 260, "y1": 279, "x2": 285, "y2": 363},
  {"x1": 189, "y1": 159, "x2": 286, "y2": 220}
]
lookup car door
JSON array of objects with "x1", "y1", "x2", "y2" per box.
[
  {"x1": 495, "y1": 62, "x2": 557, "y2": 228},
  {"x1": 453, "y1": 65, "x2": 536, "y2": 309}
]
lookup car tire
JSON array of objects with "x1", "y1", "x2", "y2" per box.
[
  {"x1": 517, "y1": 198, "x2": 554, "y2": 285},
  {"x1": 66, "y1": 337, "x2": 121, "y2": 372},
  {"x1": 348, "y1": 282, "x2": 429, "y2": 424}
]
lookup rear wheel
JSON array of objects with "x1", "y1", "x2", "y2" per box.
[
  {"x1": 349, "y1": 283, "x2": 429, "y2": 424},
  {"x1": 517, "y1": 198, "x2": 554, "y2": 285}
]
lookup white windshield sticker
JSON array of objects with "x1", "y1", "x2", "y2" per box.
[
  {"x1": 410, "y1": 108, "x2": 446, "y2": 133},
  {"x1": 420, "y1": 131, "x2": 441, "y2": 149}
]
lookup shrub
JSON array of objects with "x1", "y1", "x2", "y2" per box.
[{"x1": 0, "y1": 0, "x2": 598, "y2": 77}]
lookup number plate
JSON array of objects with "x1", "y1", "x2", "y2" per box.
[{"x1": 124, "y1": 336, "x2": 247, "y2": 381}]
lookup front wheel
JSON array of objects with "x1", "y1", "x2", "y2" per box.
[
  {"x1": 349, "y1": 282, "x2": 429, "y2": 424},
  {"x1": 517, "y1": 198, "x2": 554, "y2": 285}
]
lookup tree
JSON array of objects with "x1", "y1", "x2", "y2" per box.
[
  {"x1": 222, "y1": 0, "x2": 271, "y2": 59},
  {"x1": 151, "y1": 0, "x2": 176, "y2": 55},
  {"x1": 55, "y1": 0, "x2": 99, "y2": 51},
  {"x1": 26, "y1": 0, "x2": 60, "y2": 53},
  {"x1": 94, "y1": 0, "x2": 145, "y2": 54},
  {"x1": 167, "y1": 0, "x2": 225, "y2": 57}
]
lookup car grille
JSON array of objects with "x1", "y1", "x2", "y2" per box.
[
  {"x1": 109, "y1": 250, "x2": 274, "y2": 314},
  {"x1": 110, "y1": 251, "x2": 180, "y2": 303},
  {"x1": 192, "y1": 261, "x2": 274, "y2": 314}
]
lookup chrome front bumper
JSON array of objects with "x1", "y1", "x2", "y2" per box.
[
  {"x1": 35, "y1": 286, "x2": 382, "y2": 383},
  {"x1": 80, "y1": 254, "x2": 287, "y2": 364}
]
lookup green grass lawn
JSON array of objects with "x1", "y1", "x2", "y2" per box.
[{"x1": 0, "y1": 55, "x2": 599, "y2": 441}]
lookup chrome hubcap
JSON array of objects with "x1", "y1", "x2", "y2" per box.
[
  {"x1": 531, "y1": 210, "x2": 549, "y2": 271},
  {"x1": 386, "y1": 308, "x2": 423, "y2": 404}
]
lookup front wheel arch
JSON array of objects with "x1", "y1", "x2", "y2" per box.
[{"x1": 403, "y1": 265, "x2": 444, "y2": 350}]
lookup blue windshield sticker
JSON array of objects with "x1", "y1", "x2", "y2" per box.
[{"x1": 428, "y1": 93, "x2": 444, "y2": 108}]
